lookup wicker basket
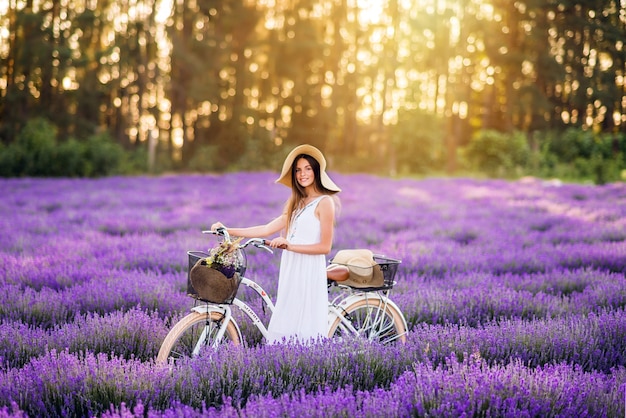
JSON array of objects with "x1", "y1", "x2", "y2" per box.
[{"x1": 186, "y1": 250, "x2": 245, "y2": 304}]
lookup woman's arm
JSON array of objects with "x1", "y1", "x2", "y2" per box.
[
  {"x1": 271, "y1": 196, "x2": 335, "y2": 255},
  {"x1": 211, "y1": 215, "x2": 286, "y2": 239}
]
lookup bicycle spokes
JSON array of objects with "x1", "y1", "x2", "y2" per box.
[{"x1": 330, "y1": 296, "x2": 407, "y2": 345}]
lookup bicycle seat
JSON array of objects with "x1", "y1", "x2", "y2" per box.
[{"x1": 326, "y1": 263, "x2": 350, "y2": 281}]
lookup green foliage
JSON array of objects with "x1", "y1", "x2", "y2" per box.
[
  {"x1": 232, "y1": 135, "x2": 283, "y2": 172},
  {"x1": 546, "y1": 128, "x2": 595, "y2": 162},
  {"x1": 0, "y1": 140, "x2": 19, "y2": 177},
  {"x1": 495, "y1": 128, "x2": 626, "y2": 186},
  {"x1": 461, "y1": 130, "x2": 530, "y2": 178},
  {"x1": 0, "y1": 118, "x2": 126, "y2": 178},
  {"x1": 53, "y1": 138, "x2": 87, "y2": 176},
  {"x1": 83, "y1": 132, "x2": 125, "y2": 177},
  {"x1": 339, "y1": 151, "x2": 389, "y2": 174},
  {"x1": 121, "y1": 146, "x2": 150, "y2": 175},
  {"x1": 536, "y1": 129, "x2": 626, "y2": 184},
  {"x1": 188, "y1": 134, "x2": 282, "y2": 173},
  {"x1": 0, "y1": 118, "x2": 58, "y2": 176},
  {"x1": 391, "y1": 109, "x2": 445, "y2": 174},
  {"x1": 187, "y1": 144, "x2": 220, "y2": 172},
  {"x1": 2, "y1": 116, "x2": 625, "y2": 184}
]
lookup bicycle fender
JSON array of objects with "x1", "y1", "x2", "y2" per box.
[
  {"x1": 329, "y1": 293, "x2": 408, "y2": 331},
  {"x1": 190, "y1": 305, "x2": 243, "y2": 342}
]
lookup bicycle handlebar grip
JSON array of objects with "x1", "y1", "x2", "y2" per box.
[
  {"x1": 202, "y1": 229, "x2": 224, "y2": 235},
  {"x1": 201, "y1": 227, "x2": 231, "y2": 241}
]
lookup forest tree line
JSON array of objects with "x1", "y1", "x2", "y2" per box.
[{"x1": 0, "y1": 0, "x2": 625, "y2": 181}]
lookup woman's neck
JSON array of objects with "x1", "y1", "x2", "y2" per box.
[
  {"x1": 304, "y1": 185, "x2": 321, "y2": 197},
  {"x1": 303, "y1": 190, "x2": 322, "y2": 204}
]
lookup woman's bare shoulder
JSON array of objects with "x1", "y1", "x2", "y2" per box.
[{"x1": 316, "y1": 195, "x2": 336, "y2": 213}]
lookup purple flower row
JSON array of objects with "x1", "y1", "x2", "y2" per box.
[
  {"x1": 392, "y1": 267, "x2": 626, "y2": 327},
  {"x1": 3, "y1": 175, "x2": 625, "y2": 276},
  {"x1": 2, "y1": 297, "x2": 625, "y2": 375},
  {"x1": 1, "y1": 340, "x2": 624, "y2": 417},
  {"x1": 1, "y1": 264, "x2": 622, "y2": 344},
  {"x1": 178, "y1": 358, "x2": 625, "y2": 417}
]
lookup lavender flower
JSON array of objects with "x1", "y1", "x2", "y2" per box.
[{"x1": 1, "y1": 174, "x2": 625, "y2": 416}]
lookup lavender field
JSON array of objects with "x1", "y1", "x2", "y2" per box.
[{"x1": 1, "y1": 173, "x2": 625, "y2": 417}]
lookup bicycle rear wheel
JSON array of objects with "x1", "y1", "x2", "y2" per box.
[
  {"x1": 157, "y1": 311, "x2": 240, "y2": 364},
  {"x1": 328, "y1": 298, "x2": 407, "y2": 344}
]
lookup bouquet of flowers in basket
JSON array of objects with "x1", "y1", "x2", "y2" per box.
[{"x1": 204, "y1": 237, "x2": 243, "y2": 278}]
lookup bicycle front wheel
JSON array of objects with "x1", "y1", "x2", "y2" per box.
[
  {"x1": 328, "y1": 297, "x2": 407, "y2": 344},
  {"x1": 157, "y1": 311, "x2": 240, "y2": 364}
]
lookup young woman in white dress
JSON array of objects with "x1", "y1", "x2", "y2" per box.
[{"x1": 210, "y1": 144, "x2": 341, "y2": 344}]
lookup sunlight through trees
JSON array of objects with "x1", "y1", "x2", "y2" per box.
[{"x1": 1, "y1": 0, "x2": 625, "y2": 173}]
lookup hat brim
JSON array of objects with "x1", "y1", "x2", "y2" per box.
[
  {"x1": 332, "y1": 249, "x2": 376, "y2": 268},
  {"x1": 275, "y1": 144, "x2": 341, "y2": 192}
]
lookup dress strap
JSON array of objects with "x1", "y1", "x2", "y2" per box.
[
  {"x1": 290, "y1": 196, "x2": 327, "y2": 229},
  {"x1": 310, "y1": 195, "x2": 328, "y2": 207},
  {"x1": 288, "y1": 195, "x2": 331, "y2": 240},
  {"x1": 298, "y1": 196, "x2": 327, "y2": 214}
]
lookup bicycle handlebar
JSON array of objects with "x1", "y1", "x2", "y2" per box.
[{"x1": 202, "y1": 229, "x2": 274, "y2": 254}]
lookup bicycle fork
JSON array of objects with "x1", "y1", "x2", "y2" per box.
[{"x1": 191, "y1": 305, "x2": 236, "y2": 354}]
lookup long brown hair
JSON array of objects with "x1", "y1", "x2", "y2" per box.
[{"x1": 283, "y1": 154, "x2": 339, "y2": 236}]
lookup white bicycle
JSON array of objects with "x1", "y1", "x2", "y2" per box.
[{"x1": 157, "y1": 230, "x2": 407, "y2": 364}]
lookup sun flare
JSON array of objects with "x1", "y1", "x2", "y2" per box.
[{"x1": 356, "y1": 0, "x2": 387, "y2": 25}]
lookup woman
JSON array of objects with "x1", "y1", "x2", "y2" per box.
[{"x1": 211, "y1": 144, "x2": 340, "y2": 343}]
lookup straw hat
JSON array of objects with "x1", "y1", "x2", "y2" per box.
[
  {"x1": 330, "y1": 249, "x2": 384, "y2": 288},
  {"x1": 275, "y1": 144, "x2": 341, "y2": 192}
]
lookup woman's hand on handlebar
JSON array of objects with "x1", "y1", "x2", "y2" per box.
[
  {"x1": 208, "y1": 222, "x2": 230, "y2": 240},
  {"x1": 268, "y1": 237, "x2": 288, "y2": 250},
  {"x1": 211, "y1": 222, "x2": 225, "y2": 232}
]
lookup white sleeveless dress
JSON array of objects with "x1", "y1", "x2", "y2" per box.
[{"x1": 267, "y1": 196, "x2": 329, "y2": 344}]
